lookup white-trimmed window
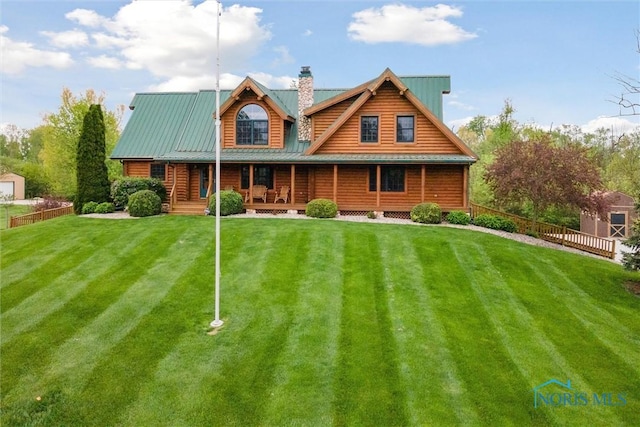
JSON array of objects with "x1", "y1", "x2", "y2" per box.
[{"x1": 236, "y1": 104, "x2": 268, "y2": 145}]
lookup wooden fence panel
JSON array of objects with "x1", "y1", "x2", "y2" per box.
[
  {"x1": 470, "y1": 203, "x2": 615, "y2": 259},
  {"x1": 10, "y1": 205, "x2": 74, "y2": 228}
]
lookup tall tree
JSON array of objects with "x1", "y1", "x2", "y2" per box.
[
  {"x1": 484, "y1": 138, "x2": 610, "y2": 227},
  {"x1": 75, "y1": 105, "x2": 110, "y2": 213},
  {"x1": 39, "y1": 88, "x2": 124, "y2": 197}
]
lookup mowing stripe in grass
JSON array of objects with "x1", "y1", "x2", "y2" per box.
[
  {"x1": 333, "y1": 225, "x2": 409, "y2": 426},
  {"x1": 13, "y1": 225, "x2": 208, "y2": 397},
  {"x1": 530, "y1": 257, "x2": 640, "y2": 376},
  {"x1": 261, "y1": 225, "x2": 344, "y2": 426},
  {"x1": 72, "y1": 241, "x2": 218, "y2": 426},
  {"x1": 0, "y1": 223, "x2": 186, "y2": 397},
  {"x1": 377, "y1": 228, "x2": 479, "y2": 426},
  {"x1": 410, "y1": 232, "x2": 542, "y2": 425},
  {"x1": 0, "y1": 221, "x2": 92, "y2": 290},
  {"x1": 452, "y1": 241, "x2": 621, "y2": 426},
  {"x1": 0, "y1": 223, "x2": 155, "y2": 346}
]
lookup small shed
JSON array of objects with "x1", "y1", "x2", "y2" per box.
[
  {"x1": 580, "y1": 191, "x2": 637, "y2": 238},
  {"x1": 0, "y1": 173, "x2": 26, "y2": 200}
]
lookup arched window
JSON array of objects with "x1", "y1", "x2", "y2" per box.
[{"x1": 236, "y1": 104, "x2": 268, "y2": 145}]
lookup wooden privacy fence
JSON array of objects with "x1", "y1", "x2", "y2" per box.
[
  {"x1": 470, "y1": 203, "x2": 616, "y2": 259},
  {"x1": 10, "y1": 205, "x2": 74, "y2": 228}
]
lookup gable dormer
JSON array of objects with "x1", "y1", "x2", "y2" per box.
[
  {"x1": 218, "y1": 77, "x2": 295, "y2": 149},
  {"x1": 303, "y1": 68, "x2": 475, "y2": 159}
]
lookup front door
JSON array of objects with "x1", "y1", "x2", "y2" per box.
[
  {"x1": 610, "y1": 212, "x2": 626, "y2": 237},
  {"x1": 200, "y1": 166, "x2": 209, "y2": 198}
]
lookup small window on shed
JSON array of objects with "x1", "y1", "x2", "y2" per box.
[{"x1": 150, "y1": 163, "x2": 166, "y2": 180}]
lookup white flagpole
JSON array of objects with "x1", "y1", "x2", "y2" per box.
[{"x1": 211, "y1": 0, "x2": 223, "y2": 328}]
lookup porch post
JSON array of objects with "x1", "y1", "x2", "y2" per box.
[
  {"x1": 249, "y1": 164, "x2": 254, "y2": 202},
  {"x1": 290, "y1": 164, "x2": 296, "y2": 205},
  {"x1": 376, "y1": 164, "x2": 381, "y2": 208},
  {"x1": 333, "y1": 164, "x2": 338, "y2": 203},
  {"x1": 208, "y1": 163, "x2": 214, "y2": 200},
  {"x1": 463, "y1": 164, "x2": 469, "y2": 208},
  {"x1": 421, "y1": 164, "x2": 426, "y2": 203}
]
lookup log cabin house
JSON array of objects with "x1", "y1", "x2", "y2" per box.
[{"x1": 111, "y1": 67, "x2": 478, "y2": 216}]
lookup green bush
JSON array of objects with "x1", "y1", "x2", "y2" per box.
[
  {"x1": 410, "y1": 203, "x2": 441, "y2": 224},
  {"x1": 473, "y1": 214, "x2": 517, "y2": 232},
  {"x1": 111, "y1": 177, "x2": 167, "y2": 210},
  {"x1": 128, "y1": 190, "x2": 162, "y2": 217},
  {"x1": 367, "y1": 211, "x2": 377, "y2": 219},
  {"x1": 208, "y1": 190, "x2": 244, "y2": 216},
  {"x1": 81, "y1": 201, "x2": 99, "y2": 214},
  {"x1": 446, "y1": 210, "x2": 470, "y2": 225},
  {"x1": 305, "y1": 198, "x2": 338, "y2": 218},
  {"x1": 95, "y1": 202, "x2": 115, "y2": 214}
]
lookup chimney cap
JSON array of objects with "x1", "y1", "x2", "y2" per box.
[{"x1": 299, "y1": 66, "x2": 312, "y2": 77}]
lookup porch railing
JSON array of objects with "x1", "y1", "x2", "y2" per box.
[
  {"x1": 470, "y1": 203, "x2": 616, "y2": 259},
  {"x1": 10, "y1": 205, "x2": 74, "y2": 228}
]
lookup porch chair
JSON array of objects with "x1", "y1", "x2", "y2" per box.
[
  {"x1": 274, "y1": 186, "x2": 289, "y2": 204},
  {"x1": 245, "y1": 185, "x2": 268, "y2": 203}
]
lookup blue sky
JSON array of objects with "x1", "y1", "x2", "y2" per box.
[{"x1": 1, "y1": 0, "x2": 639, "y2": 135}]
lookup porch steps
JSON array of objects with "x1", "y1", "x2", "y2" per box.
[{"x1": 171, "y1": 201, "x2": 208, "y2": 216}]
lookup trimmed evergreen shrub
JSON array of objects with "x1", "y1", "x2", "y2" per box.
[
  {"x1": 111, "y1": 177, "x2": 167, "y2": 210},
  {"x1": 128, "y1": 190, "x2": 162, "y2": 217},
  {"x1": 95, "y1": 202, "x2": 115, "y2": 214},
  {"x1": 446, "y1": 210, "x2": 471, "y2": 225},
  {"x1": 208, "y1": 190, "x2": 244, "y2": 216},
  {"x1": 473, "y1": 214, "x2": 517, "y2": 232},
  {"x1": 305, "y1": 198, "x2": 338, "y2": 218},
  {"x1": 410, "y1": 203, "x2": 442, "y2": 224},
  {"x1": 75, "y1": 104, "x2": 110, "y2": 214},
  {"x1": 81, "y1": 201, "x2": 99, "y2": 214}
]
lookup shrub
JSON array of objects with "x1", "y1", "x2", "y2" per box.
[
  {"x1": 81, "y1": 201, "x2": 99, "y2": 214},
  {"x1": 446, "y1": 210, "x2": 470, "y2": 225},
  {"x1": 111, "y1": 177, "x2": 167, "y2": 210},
  {"x1": 367, "y1": 211, "x2": 377, "y2": 219},
  {"x1": 305, "y1": 198, "x2": 338, "y2": 218},
  {"x1": 410, "y1": 203, "x2": 441, "y2": 224},
  {"x1": 208, "y1": 190, "x2": 244, "y2": 216},
  {"x1": 94, "y1": 202, "x2": 115, "y2": 214},
  {"x1": 127, "y1": 190, "x2": 162, "y2": 217},
  {"x1": 33, "y1": 196, "x2": 68, "y2": 212},
  {"x1": 473, "y1": 214, "x2": 517, "y2": 232}
]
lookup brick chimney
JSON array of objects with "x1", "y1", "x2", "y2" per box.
[{"x1": 297, "y1": 66, "x2": 313, "y2": 142}]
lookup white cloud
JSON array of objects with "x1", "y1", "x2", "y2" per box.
[
  {"x1": 302, "y1": 29, "x2": 313, "y2": 37},
  {"x1": 0, "y1": 25, "x2": 74, "y2": 75},
  {"x1": 67, "y1": 1, "x2": 273, "y2": 84},
  {"x1": 448, "y1": 100, "x2": 476, "y2": 111},
  {"x1": 40, "y1": 29, "x2": 89, "y2": 48},
  {"x1": 66, "y1": 8, "x2": 108, "y2": 28},
  {"x1": 247, "y1": 72, "x2": 296, "y2": 89},
  {"x1": 86, "y1": 54, "x2": 124, "y2": 69},
  {"x1": 271, "y1": 45, "x2": 295, "y2": 67},
  {"x1": 348, "y1": 3, "x2": 477, "y2": 46},
  {"x1": 581, "y1": 116, "x2": 640, "y2": 135}
]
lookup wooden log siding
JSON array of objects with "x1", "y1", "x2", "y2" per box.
[
  {"x1": 222, "y1": 91, "x2": 284, "y2": 149},
  {"x1": 312, "y1": 164, "x2": 464, "y2": 210},
  {"x1": 314, "y1": 82, "x2": 461, "y2": 155}
]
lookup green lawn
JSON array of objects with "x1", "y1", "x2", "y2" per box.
[{"x1": 1, "y1": 215, "x2": 639, "y2": 426}]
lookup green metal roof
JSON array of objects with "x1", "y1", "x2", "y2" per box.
[{"x1": 111, "y1": 73, "x2": 464, "y2": 163}]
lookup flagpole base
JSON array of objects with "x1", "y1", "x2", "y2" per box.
[{"x1": 210, "y1": 319, "x2": 224, "y2": 328}]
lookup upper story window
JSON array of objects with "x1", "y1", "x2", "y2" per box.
[
  {"x1": 360, "y1": 116, "x2": 379, "y2": 143},
  {"x1": 236, "y1": 104, "x2": 268, "y2": 146},
  {"x1": 396, "y1": 115, "x2": 414, "y2": 143}
]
